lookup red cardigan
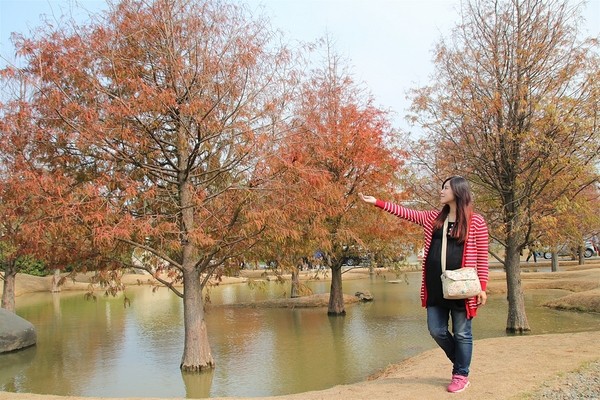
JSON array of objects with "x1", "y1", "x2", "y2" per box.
[{"x1": 375, "y1": 199, "x2": 489, "y2": 318}]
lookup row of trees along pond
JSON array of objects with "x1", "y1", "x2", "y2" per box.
[{"x1": 1, "y1": 0, "x2": 599, "y2": 373}]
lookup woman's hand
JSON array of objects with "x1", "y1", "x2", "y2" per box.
[
  {"x1": 359, "y1": 193, "x2": 376, "y2": 204},
  {"x1": 476, "y1": 291, "x2": 487, "y2": 306}
]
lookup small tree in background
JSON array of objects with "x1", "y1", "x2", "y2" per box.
[
  {"x1": 287, "y1": 41, "x2": 407, "y2": 315},
  {"x1": 539, "y1": 184, "x2": 600, "y2": 267}
]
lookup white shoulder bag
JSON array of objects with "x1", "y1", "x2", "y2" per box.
[{"x1": 440, "y1": 218, "x2": 482, "y2": 300}]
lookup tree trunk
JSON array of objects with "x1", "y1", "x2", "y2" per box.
[
  {"x1": 551, "y1": 252, "x2": 559, "y2": 272},
  {"x1": 179, "y1": 172, "x2": 213, "y2": 371},
  {"x1": 327, "y1": 265, "x2": 345, "y2": 316},
  {"x1": 505, "y1": 244, "x2": 530, "y2": 333},
  {"x1": 51, "y1": 268, "x2": 61, "y2": 293},
  {"x1": 180, "y1": 266, "x2": 215, "y2": 372},
  {"x1": 1, "y1": 261, "x2": 17, "y2": 312},
  {"x1": 290, "y1": 267, "x2": 299, "y2": 298}
]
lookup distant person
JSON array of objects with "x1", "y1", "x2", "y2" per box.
[{"x1": 359, "y1": 176, "x2": 489, "y2": 393}]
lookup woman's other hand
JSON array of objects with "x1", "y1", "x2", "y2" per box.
[
  {"x1": 476, "y1": 291, "x2": 487, "y2": 306},
  {"x1": 359, "y1": 193, "x2": 376, "y2": 204}
]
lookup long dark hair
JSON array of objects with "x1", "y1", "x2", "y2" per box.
[{"x1": 433, "y1": 176, "x2": 473, "y2": 243}]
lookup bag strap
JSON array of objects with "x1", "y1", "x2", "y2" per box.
[{"x1": 441, "y1": 217, "x2": 448, "y2": 272}]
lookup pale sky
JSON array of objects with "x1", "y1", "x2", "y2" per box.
[{"x1": 1, "y1": 0, "x2": 599, "y2": 134}]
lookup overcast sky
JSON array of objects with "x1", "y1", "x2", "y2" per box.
[{"x1": 1, "y1": 0, "x2": 599, "y2": 134}]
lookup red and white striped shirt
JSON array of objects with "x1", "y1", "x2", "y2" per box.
[{"x1": 375, "y1": 199, "x2": 489, "y2": 318}]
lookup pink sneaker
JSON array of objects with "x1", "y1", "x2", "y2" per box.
[{"x1": 447, "y1": 374, "x2": 470, "y2": 393}]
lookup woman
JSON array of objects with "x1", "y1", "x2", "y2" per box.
[{"x1": 359, "y1": 176, "x2": 488, "y2": 393}]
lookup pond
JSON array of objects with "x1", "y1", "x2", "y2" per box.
[{"x1": 2, "y1": 271, "x2": 600, "y2": 398}]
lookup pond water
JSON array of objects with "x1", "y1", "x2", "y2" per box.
[{"x1": 2, "y1": 271, "x2": 600, "y2": 398}]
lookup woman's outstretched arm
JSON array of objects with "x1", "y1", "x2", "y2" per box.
[{"x1": 358, "y1": 193, "x2": 435, "y2": 228}]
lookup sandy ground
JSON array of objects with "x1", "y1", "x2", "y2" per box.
[{"x1": 2, "y1": 262, "x2": 600, "y2": 400}]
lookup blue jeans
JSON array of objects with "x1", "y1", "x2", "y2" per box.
[{"x1": 426, "y1": 305, "x2": 473, "y2": 376}]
